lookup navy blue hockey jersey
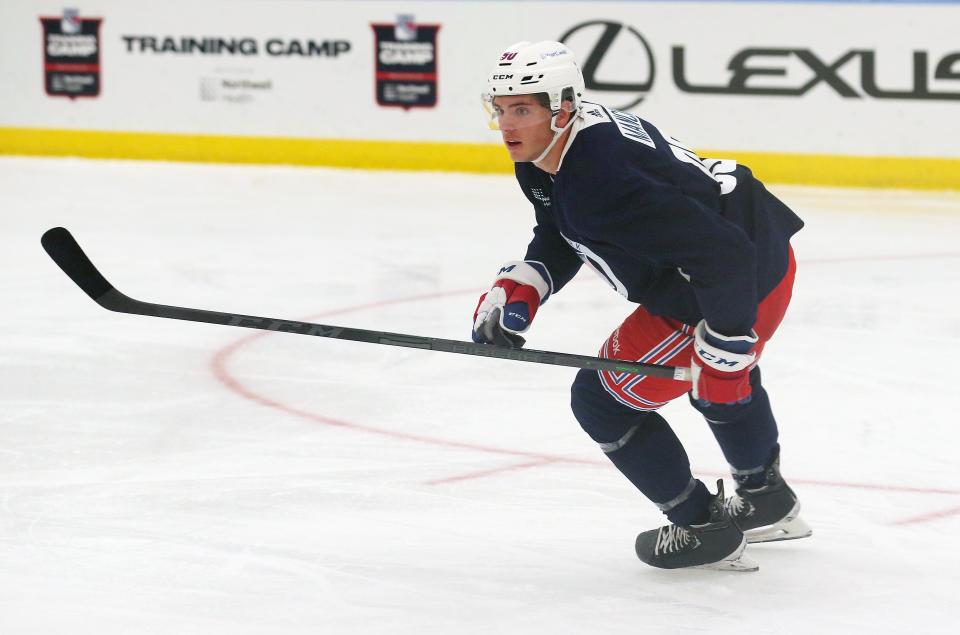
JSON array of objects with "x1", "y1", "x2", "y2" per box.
[{"x1": 517, "y1": 102, "x2": 804, "y2": 336}]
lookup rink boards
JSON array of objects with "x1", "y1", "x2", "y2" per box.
[{"x1": 1, "y1": 0, "x2": 959, "y2": 189}]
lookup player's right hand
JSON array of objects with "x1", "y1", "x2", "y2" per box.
[
  {"x1": 472, "y1": 261, "x2": 551, "y2": 348},
  {"x1": 689, "y1": 320, "x2": 758, "y2": 405}
]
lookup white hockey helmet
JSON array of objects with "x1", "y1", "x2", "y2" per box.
[
  {"x1": 483, "y1": 41, "x2": 584, "y2": 162},
  {"x1": 484, "y1": 40, "x2": 585, "y2": 114}
]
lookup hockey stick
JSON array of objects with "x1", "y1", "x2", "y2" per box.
[{"x1": 40, "y1": 227, "x2": 692, "y2": 381}]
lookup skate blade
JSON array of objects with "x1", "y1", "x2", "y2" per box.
[
  {"x1": 745, "y1": 515, "x2": 813, "y2": 544},
  {"x1": 693, "y1": 539, "x2": 759, "y2": 573}
]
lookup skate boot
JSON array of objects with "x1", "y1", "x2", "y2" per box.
[
  {"x1": 635, "y1": 480, "x2": 758, "y2": 572},
  {"x1": 726, "y1": 452, "x2": 813, "y2": 544}
]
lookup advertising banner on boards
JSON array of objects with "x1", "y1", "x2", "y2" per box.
[
  {"x1": 372, "y1": 15, "x2": 440, "y2": 109},
  {"x1": 39, "y1": 9, "x2": 103, "y2": 99},
  {"x1": 2, "y1": 1, "x2": 959, "y2": 162}
]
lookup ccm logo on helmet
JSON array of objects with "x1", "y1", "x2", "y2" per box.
[{"x1": 492, "y1": 74, "x2": 514, "y2": 80}]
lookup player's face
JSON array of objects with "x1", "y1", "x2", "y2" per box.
[{"x1": 490, "y1": 96, "x2": 555, "y2": 162}]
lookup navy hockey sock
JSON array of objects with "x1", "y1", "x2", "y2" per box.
[
  {"x1": 691, "y1": 367, "x2": 780, "y2": 488},
  {"x1": 571, "y1": 370, "x2": 712, "y2": 526}
]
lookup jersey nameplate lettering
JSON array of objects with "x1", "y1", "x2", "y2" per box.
[{"x1": 610, "y1": 108, "x2": 656, "y2": 149}]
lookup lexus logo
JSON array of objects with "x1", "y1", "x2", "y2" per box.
[{"x1": 560, "y1": 21, "x2": 655, "y2": 110}]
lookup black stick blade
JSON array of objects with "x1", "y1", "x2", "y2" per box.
[{"x1": 41, "y1": 227, "x2": 115, "y2": 301}]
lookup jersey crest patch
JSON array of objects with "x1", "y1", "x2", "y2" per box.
[{"x1": 610, "y1": 109, "x2": 656, "y2": 149}]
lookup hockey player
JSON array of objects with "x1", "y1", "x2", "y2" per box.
[{"x1": 472, "y1": 41, "x2": 812, "y2": 572}]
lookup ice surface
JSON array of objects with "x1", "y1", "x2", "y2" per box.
[{"x1": 1, "y1": 157, "x2": 958, "y2": 634}]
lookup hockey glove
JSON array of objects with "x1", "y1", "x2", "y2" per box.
[
  {"x1": 690, "y1": 320, "x2": 758, "y2": 406},
  {"x1": 472, "y1": 261, "x2": 551, "y2": 349}
]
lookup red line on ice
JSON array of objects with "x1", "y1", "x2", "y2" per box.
[
  {"x1": 208, "y1": 278, "x2": 960, "y2": 501},
  {"x1": 891, "y1": 506, "x2": 960, "y2": 526},
  {"x1": 423, "y1": 459, "x2": 560, "y2": 486},
  {"x1": 209, "y1": 289, "x2": 598, "y2": 467}
]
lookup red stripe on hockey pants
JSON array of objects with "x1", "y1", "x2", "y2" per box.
[{"x1": 597, "y1": 247, "x2": 797, "y2": 411}]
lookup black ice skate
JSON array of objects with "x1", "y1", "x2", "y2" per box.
[
  {"x1": 725, "y1": 452, "x2": 813, "y2": 544},
  {"x1": 635, "y1": 480, "x2": 758, "y2": 572}
]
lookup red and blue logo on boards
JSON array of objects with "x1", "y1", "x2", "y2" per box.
[
  {"x1": 371, "y1": 15, "x2": 440, "y2": 109},
  {"x1": 40, "y1": 8, "x2": 102, "y2": 99}
]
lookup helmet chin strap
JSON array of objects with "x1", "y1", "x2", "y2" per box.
[{"x1": 532, "y1": 111, "x2": 577, "y2": 164}]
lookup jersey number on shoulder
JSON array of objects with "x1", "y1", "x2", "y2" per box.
[{"x1": 665, "y1": 136, "x2": 738, "y2": 195}]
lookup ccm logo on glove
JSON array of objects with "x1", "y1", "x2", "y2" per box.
[
  {"x1": 696, "y1": 349, "x2": 743, "y2": 367},
  {"x1": 690, "y1": 320, "x2": 758, "y2": 405}
]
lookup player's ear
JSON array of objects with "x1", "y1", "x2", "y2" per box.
[{"x1": 556, "y1": 102, "x2": 573, "y2": 127}]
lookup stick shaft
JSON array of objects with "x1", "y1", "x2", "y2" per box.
[{"x1": 41, "y1": 227, "x2": 693, "y2": 381}]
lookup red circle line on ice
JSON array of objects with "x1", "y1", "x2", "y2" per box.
[{"x1": 209, "y1": 276, "x2": 960, "y2": 525}]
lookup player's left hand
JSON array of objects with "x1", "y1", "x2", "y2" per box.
[{"x1": 690, "y1": 320, "x2": 758, "y2": 405}]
